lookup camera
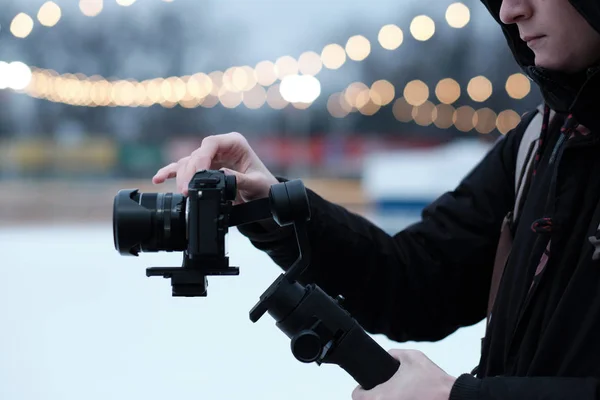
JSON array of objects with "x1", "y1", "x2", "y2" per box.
[{"x1": 113, "y1": 169, "x2": 240, "y2": 296}]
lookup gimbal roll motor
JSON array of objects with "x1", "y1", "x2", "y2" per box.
[{"x1": 112, "y1": 170, "x2": 399, "y2": 390}]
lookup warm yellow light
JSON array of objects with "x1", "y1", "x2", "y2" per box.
[
  {"x1": 433, "y1": 104, "x2": 455, "y2": 129},
  {"x1": 187, "y1": 73, "x2": 213, "y2": 99},
  {"x1": 467, "y1": 76, "x2": 493, "y2": 102},
  {"x1": 208, "y1": 71, "x2": 223, "y2": 96},
  {"x1": 370, "y1": 80, "x2": 395, "y2": 106},
  {"x1": 200, "y1": 95, "x2": 219, "y2": 108},
  {"x1": 38, "y1": 2, "x2": 62, "y2": 27},
  {"x1": 10, "y1": 13, "x2": 34, "y2": 38},
  {"x1": 240, "y1": 66, "x2": 257, "y2": 91},
  {"x1": 446, "y1": 3, "x2": 470, "y2": 28},
  {"x1": 392, "y1": 98, "x2": 414, "y2": 122},
  {"x1": 266, "y1": 84, "x2": 288, "y2": 109},
  {"x1": 255, "y1": 61, "x2": 277, "y2": 86},
  {"x1": 453, "y1": 106, "x2": 476, "y2": 132},
  {"x1": 410, "y1": 15, "x2": 435, "y2": 41},
  {"x1": 327, "y1": 93, "x2": 350, "y2": 118},
  {"x1": 359, "y1": 100, "x2": 381, "y2": 116},
  {"x1": 435, "y1": 78, "x2": 461, "y2": 104},
  {"x1": 412, "y1": 101, "x2": 436, "y2": 126},
  {"x1": 218, "y1": 88, "x2": 243, "y2": 109},
  {"x1": 378, "y1": 24, "x2": 404, "y2": 50},
  {"x1": 145, "y1": 79, "x2": 163, "y2": 105},
  {"x1": 298, "y1": 51, "x2": 323, "y2": 76},
  {"x1": 404, "y1": 80, "x2": 429, "y2": 106},
  {"x1": 79, "y1": 0, "x2": 103, "y2": 17},
  {"x1": 344, "y1": 82, "x2": 370, "y2": 109},
  {"x1": 292, "y1": 102, "x2": 311, "y2": 110},
  {"x1": 505, "y1": 73, "x2": 531, "y2": 99},
  {"x1": 275, "y1": 56, "x2": 299, "y2": 79},
  {"x1": 321, "y1": 43, "x2": 346, "y2": 70},
  {"x1": 242, "y1": 84, "x2": 267, "y2": 109},
  {"x1": 473, "y1": 107, "x2": 497, "y2": 134},
  {"x1": 496, "y1": 110, "x2": 521, "y2": 134},
  {"x1": 345, "y1": 35, "x2": 371, "y2": 61}
]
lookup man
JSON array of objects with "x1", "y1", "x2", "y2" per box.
[{"x1": 152, "y1": 0, "x2": 600, "y2": 398}]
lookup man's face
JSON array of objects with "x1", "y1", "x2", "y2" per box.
[{"x1": 500, "y1": 0, "x2": 600, "y2": 73}]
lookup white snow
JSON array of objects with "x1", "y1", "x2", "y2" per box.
[{"x1": 0, "y1": 224, "x2": 485, "y2": 400}]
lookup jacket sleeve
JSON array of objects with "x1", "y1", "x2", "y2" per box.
[
  {"x1": 237, "y1": 124, "x2": 527, "y2": 343},
  {"x1": 450, "y1": 373, "x2": 600, "y2": 399}
]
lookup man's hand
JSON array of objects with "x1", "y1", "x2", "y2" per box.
[
  {"x1": 152, "y1": 132, "x2": 278, "y2": 204},
  {"x1": 351, "y1": 349, "x2": 457, "y2": 400}
]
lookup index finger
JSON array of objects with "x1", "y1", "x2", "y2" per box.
[{"x1": 177, "y1": 136, "x2": 221, "y2": 194}]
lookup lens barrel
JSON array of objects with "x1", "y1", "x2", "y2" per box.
[{"x1": 113, "y1": 189, "x2": 187, "y2": 256}]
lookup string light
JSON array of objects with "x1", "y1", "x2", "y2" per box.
[
  {"x1": 410, "y1": 15, "x2": 436, "y2": 41},
  {"x1": 467, "y1": 75, "x2": 493, "y2": 102},
  {"x1": 321, "y1": 44, "x2": 346, "y2": 70},
  {"x1": 378, "y1": 24, "x2": 404, "y2": 50},
  {"x1": 10, "y1": 13, "x2": 34, "y2": 38},
  {"x1": 37, "y1": 2, "x2": 62, "y2": 27},
  {"x1": 404, "y1": 80, "x2": 430, "y2": 106},
  {"x1": 445, "y1": 2, "x2": 471, "y2": 28},
  {"x1": 505, "y1": 73, "x2": 531, "y2": 99},
  {"x1": 3, "y1": 1, "x2": 529, "y2": 128},
  {"x1": 345, "y1": 35, "x2": 371, "y2": 61},
  {"x1": 5, "y1": 4, "x2": 470, "y2": 107},
  {"x1": 435, "y1": 78, "x2": 461, "y2": 104},
  {"x1": 79, "y1": 0, "x2": 103, "y2": 17}
]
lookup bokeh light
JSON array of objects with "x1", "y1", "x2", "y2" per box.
[
  {"x1": 298, "y1": 51, "x2": 323, "y2": 76},
  {"x1": 446, "y1": 3, "x2": 471, "y2": 28},
  {"x1": 345, "y1": 35, "x2": 371, "y2": 61},
  {"x1": 280, "y1": 75, "x2": 321, "y2": 103},
  {"x1": 321, "y1": 44, "x2": 346, "y2": 70},
  {"x1": 506, "y1": 73, "x2": 531, "y2": 99},
  {"x1": 79, "y1": 0, "x2": 103, "y2": 17},
  {"x1": 10, "y1": 13, "x2": 34, "y2": 38},
  {"x1": 255, "y1": 61, "x2": 278, "y2": 86},
  {"x1": 392, "y1": 98, "x2": 414, "y2": 122},
  {"x1": 404, "y1": 80, "x2": 429, "y2": 106},
  {"x1": 37, "y1": 2, "x2": 62, "y2": 27},
  {"x1": 412, "y1": 101, "x2": 436, "y2": 126},
  {"x1": 453, "y1": 105, "x2": 476, "y2": 132},
  {"x1": 378, "y1": 24, "x2": 404, "y2": 50},
  {"x1": 473, "y1": 107, "x2": 498, "y2": 134},
  {"x1": 369, "y1": 80, "x2": 395, "y2": 106},
  {"x1": 496, "y1": 110, "x2": 521, "y2": 134},
  {"x1": 435, "y1": 78, "x2": 461, "y2": 104},
  {"x1": 467, "y1": 76, "x2": 493, "y2": 102},
  {"x1": 410, "y1": 15, "x2": 435, "y2": 41}
]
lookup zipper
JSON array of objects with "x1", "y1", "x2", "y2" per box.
[{"x1": 502, "y1": 135, "x2": 600, "y2": 369}]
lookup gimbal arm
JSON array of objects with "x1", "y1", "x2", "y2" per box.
[{"x1": 230, "y1": 180, "x2": 400, "y2": 390}]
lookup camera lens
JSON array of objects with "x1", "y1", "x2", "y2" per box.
[{"x1": 113, "y1": 189, "x2": 187, "y2": 256}]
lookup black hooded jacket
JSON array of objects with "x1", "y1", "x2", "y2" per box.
[{"x1": 237, "y1": 1, "x2": 600, "y2": 398}]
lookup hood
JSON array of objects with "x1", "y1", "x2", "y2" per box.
[{"x1": 480, "y1": 0, "x2": 600, "y2": 131}]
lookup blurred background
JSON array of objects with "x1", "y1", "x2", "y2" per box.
[{"x1": 0, "y1": 0, "x2": 541, "y2": 399}]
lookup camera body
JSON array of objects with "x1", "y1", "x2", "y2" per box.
[{"x1": 113, "y1": 169, "x2": 238, "y2": 296}]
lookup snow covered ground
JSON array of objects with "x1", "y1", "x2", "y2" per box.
[{"x1": 0, "y1": 223, "x2": 485, "y2": 400}]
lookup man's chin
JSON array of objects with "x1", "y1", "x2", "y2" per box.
[{"x1": 534, "y1": 56, "x2": 577, "y2": 73}]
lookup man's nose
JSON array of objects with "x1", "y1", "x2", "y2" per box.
[{"x1": 499, "y1": 0, "x2": 533, "y2": 24}]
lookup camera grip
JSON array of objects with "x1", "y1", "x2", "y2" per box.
[{"x1": 323, "y1": 323, "x2": 400, "y2": 390}]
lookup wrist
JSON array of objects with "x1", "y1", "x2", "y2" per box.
[{"x1": 438, "y1": 374, "x2": 458, "y2": 400}]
